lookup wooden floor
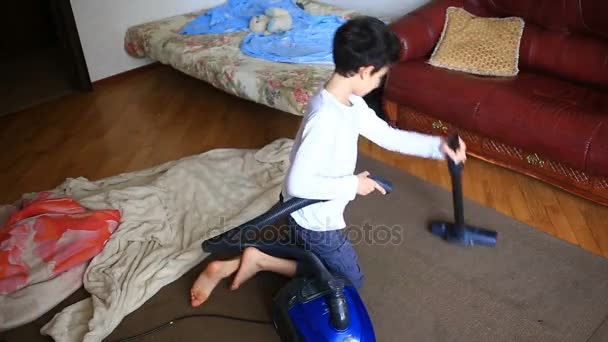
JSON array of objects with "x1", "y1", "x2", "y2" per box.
[{"x1": 1, "y1": 65, "x2": 607, "y2": 258}]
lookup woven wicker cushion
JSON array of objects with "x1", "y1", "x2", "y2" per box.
[{"x1": 428, "y1": 7, "x2": 525, "y2": 77}]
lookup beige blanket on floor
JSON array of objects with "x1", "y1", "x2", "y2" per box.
[{"x1": 38, "y1": 138, "x2": 294, "y2": 342}]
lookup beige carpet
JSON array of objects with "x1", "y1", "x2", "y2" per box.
[{"x1": 2, "y1": 155, "x2": 608, "y2": 342}]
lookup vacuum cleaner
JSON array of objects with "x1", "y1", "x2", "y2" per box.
[
  {"x1": 202, "y1": 175, "x2": 393, "y2": 342},
  {"x1": 111, "y1": 138, "x2": 498, "y2": 342},
  {"x1": 430, "y1": 134, "x2": 498, "y2": 247}
]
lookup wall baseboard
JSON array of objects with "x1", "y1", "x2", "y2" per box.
[{"x1": 93, "y1": 62, "x2": 160, "y2": 87}]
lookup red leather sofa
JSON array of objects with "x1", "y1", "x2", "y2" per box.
[{"x1": 384, "y1": 0, "x2": 608, "y2": 206}]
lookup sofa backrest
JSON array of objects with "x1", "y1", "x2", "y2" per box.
[{"x1": 463, "y1": 0, "x2": 608, "y2": 88}]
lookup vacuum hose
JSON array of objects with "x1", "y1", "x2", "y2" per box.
[
  {"x1": 202, "y1": 175, "x2": 392, "y2": 253},
  {"x1": 202, "y1": 197, "x2": 319, "y2": 254}
]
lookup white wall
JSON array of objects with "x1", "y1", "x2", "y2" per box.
[
  {"x1": 322, "y1": 0, "x2": 430, "y2": 18},
  {"x1": 71, "y1": 0, "x2": 225, "y2": 81},
  {"x1": 71, "y1": 0, "x2": 429, "y2": 82}
]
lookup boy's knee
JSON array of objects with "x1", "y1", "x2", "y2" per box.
[
  {"x1": 349, "y1": 274, "x2": 364, "y2": 290},
  {"x1": 337, "y1": 263, "x2": 364, "y2": 289}
]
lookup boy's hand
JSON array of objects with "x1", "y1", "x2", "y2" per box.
[
  {"x1": 440, "y1": 136, "x2": 467, "y2": 164},
  {"x1": 356, "y1": 171, "x2": 387, "y2": 196}
]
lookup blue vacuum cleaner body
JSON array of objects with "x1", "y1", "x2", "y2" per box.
[
  {"x1": 430, "y1": 135, "x2": 498, "y2": 247},
  {"x1": 202, "y1": 175, "x2": 392, "y2": 342},
  {"x1": 273, "y1": 277, "x2": 375, "y2": 341}
]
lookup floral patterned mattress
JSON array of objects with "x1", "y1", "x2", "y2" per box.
[{"x1": 124, "y1": 1, "x2": 368, "y2": 116}]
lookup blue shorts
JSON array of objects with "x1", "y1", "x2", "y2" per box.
[{"x1": 287, "y1": 216, "x2": 364, "y2": 289}]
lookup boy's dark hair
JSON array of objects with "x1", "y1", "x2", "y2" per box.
[{"x1": 333, "y1": 16, "x2": 401, "y2": 77}]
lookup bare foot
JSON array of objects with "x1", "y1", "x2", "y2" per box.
[
  {"x1": 231, "y1": 247, "x2": 265, "y2": 290},
  {"x1": 190, "y1": 258, "x2": 240, "y2": 307}
]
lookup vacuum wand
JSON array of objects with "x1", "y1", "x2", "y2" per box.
[
  {"x1": 431, "y1": 135, "x2": 498, "y2": 247},
  {"x1": 448, "y1": 137, "x2": 465, "y2": 227}
]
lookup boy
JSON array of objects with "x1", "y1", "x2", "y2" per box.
[{"x1": 190, "y1": 16, "x2": 466, "y2": 307}]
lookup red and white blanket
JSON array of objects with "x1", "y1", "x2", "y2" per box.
[
  {"x1": 1, "y1": 138, "x2": 292, "y2": 341},
  {"x1": 0, "y1": 192, "x2": 120, "y2": 331}
]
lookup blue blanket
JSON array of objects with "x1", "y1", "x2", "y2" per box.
[{"x1": 180, "y1": 0, "x2": 346, "y2": 64}]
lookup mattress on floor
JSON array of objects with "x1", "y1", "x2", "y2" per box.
[{"x1": 125, "y1": 1, "x2": 368, "y2": 116}]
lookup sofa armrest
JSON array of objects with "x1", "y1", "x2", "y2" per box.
[{"x1": 389, "y1": 0, "x2": 464, "y2": 62}]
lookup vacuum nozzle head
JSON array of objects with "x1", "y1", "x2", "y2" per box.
[{"x1": 431, "y1": 222, "x2": 497, "y2": 247}]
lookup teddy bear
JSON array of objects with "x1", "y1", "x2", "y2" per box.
[{"x1": 249, "y1": 7, "x2": 293, "y2": 35}]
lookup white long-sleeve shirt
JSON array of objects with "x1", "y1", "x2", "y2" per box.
[{"x1": 282, "y1": 88, "x2": 445, "y2": 231}]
